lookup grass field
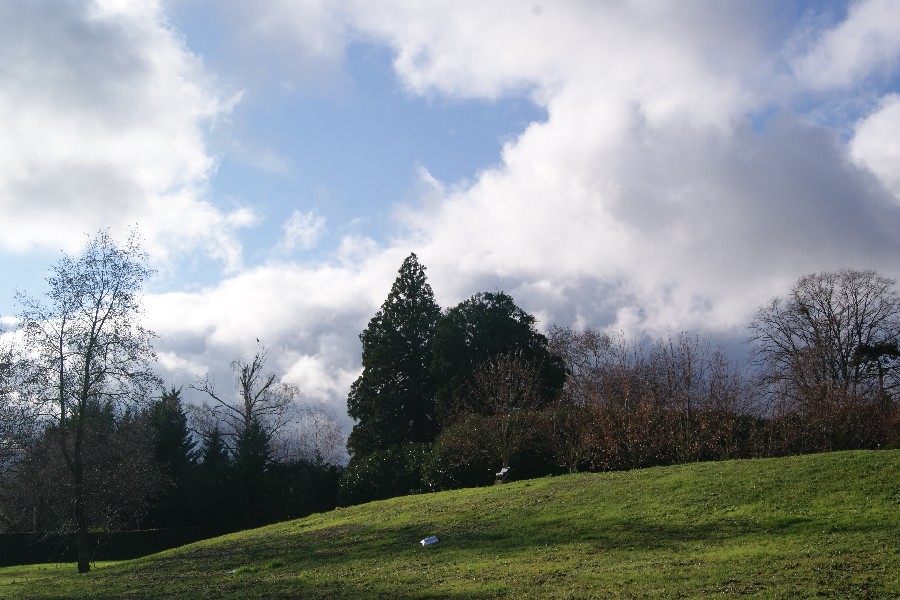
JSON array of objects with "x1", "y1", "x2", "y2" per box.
[{"x1": 2, "y1": 450, "x2": 898, "y2": 599}]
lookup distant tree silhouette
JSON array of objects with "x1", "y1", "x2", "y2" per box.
[
  {"x1": 347, "y1": 253, "x2": 441, "y2": 456},
  {"x1": 750, "y1": 269, "x2": 900, "y2": 450},
  {"x1": 145, "y1": 386, "x2": 196, "y2": 527}
]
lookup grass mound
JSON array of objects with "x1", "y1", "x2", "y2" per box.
[{"x1": 3, "y1": 450, "x2": 899, "y2": 599}]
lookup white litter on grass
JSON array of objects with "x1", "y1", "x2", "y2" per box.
[{"x1": 420, "y1": 536, "x2": 439, "y2": 547}]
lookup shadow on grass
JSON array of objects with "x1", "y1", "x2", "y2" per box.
[{"x1": 106, "y1": 513, "x2": 893, "y2": 600}]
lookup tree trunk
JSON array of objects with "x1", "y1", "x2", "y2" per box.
[
  {"x1": 77, "y1": 530, "x2": 91, "y2": 574},
  {"x1": 74, "y1": 476, "x2": 91, "y2": 573}
]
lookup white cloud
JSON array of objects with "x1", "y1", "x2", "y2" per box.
[
  {"x1": 278, "y1": 210, "x2": 327, "y2": 253},
  {"x1": 342, "y1": 1, "x2": 900, "y2": 343},
  {"x1": 0, "y1": 0, "x2": 250, "y2": 269},
  {"x1": 851, "y1": 94, "x2": 900, "y2": 198},
  {"x1": 65, "y1": 0, "x2": 900, "y2": 444},
  {"x1": 143, "y1": 2, "x2": 899, "y2": 414},
  {"x1": 144, "y1": 247, "x2": 410, "y2": 426},
  {"x1": 791, "y1": 0, "x2": 900, "y2": 90},
  {"x1": 348, "y1": 1, "x2": 765, "y2": 130},
  {"x1": 156, "y1": 351, "x2": 208, "y2": 381}
]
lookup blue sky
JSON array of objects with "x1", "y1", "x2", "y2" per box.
[
  {"x1": 208, "y1": 42, "x2": 545, "y2": 262},
  {"x1": 2, "y1": 0, "x2": 900, "y2": 439}
]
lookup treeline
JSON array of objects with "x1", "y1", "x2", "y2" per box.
[
  {"x1": 1, "y1": 234, "x2": 899, "y2": 571},
  {"x1": 0, "y1": 382, "x2": 342, "y2": 563},
  {"x1": 340, "y1": 256, "x2": 900, "y2": 504},
  {"x1": 0, "y1": 231, "x2": 343, "y2": 571}
]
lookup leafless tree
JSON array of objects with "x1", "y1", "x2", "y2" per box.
[
  {"x1": 192, "y1": 346, "x2": 300, "y2": 444},
  {"x1": 16, "y1": 230, "x2": 160, "y2": 573},
  {"x1": 467, "y1": 352, "x2": 544, "y2": 470},
  {"x1": 271, "y1": 402, "x2": 345, "y2": 465},
  {"x1": 546, "y1": 326, "x2": 612, "y2": 472},
  {"x1": 750, "y1": 269, "x2": 900, "y2": 403},
  {"x1": 749, "y1": 270, "x2": 900, "y2": 450},
  {"x1": 548, "y1": 328, "x2": 756, "y2": 469}
]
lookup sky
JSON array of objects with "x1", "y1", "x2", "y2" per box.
[{"x1": 2, "y1": 0, "x2": 900, "y2": 440}]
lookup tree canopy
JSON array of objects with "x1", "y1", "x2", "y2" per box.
[
  {"x1": 432, "y1": 291, "x2": 566, "y2": 421},
  {"x1": 347, "y1": 253, "x2": 441, "y2": 456},
  {"x1": 16, "y1": 230, "x2": 159, "y2": 572},
  {"x1": 750, "y1": 269, "x2": 900, "y2": 406}
]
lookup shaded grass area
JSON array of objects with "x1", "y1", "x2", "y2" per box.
[
  {"x1": 0, "y1": 563, "x2": 118, "y2": 590},
  {"x1": 3, "y1": 450, "x2": 899, "y2": 599}
]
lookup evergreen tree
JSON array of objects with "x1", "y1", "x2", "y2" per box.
[
  {"x1": 149, "y1": 387, "x2": 196, "y2": 477},
  {"x1": 233, "y1": 418, "x2": 272, "y2": 479},
  {"x1": 233, "y1": 418, "x2": 272, "y2": 528},
  {"x1": 195, "y1": 427, "x2": 231, "y2": 530},
  {"x1": 198, "y1": 427, "x2": 230, "y2": 474},
  {"x1": 145, "y1": 386, "x2": 196, "y2": 527},
  {"x1": 347, "y1": 253, "x2": 442, "y2": 456},
  {"x1": 432, "y1": 291, "x2": 566, "y2": 421}
]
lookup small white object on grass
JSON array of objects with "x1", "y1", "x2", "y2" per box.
[{"x1": 420, "y1": 536, "x2": 439, "y2": 546}]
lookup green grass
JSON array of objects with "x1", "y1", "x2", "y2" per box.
[{"x1": 3, "y1": 450, "x2": 899, "y2": 599}]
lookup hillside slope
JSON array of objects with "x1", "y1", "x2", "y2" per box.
[{"x1": 4, "y1": 450, "x2": 899, "y2": 599}]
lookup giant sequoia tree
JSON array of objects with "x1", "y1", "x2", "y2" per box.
[{"x1": 347, "y1": 253, "x2": 441, "y2": 456}]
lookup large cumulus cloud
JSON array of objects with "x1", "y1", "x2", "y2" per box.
[
  {"x1": 0, "y1": 0, "x2": 251, "y2": 266},
  {"x1": 153, "y1": 0, "x2": 900, "y2": 433},
  {"x1": 7, "y1": 0, "x2": 900, "y2": 442}
]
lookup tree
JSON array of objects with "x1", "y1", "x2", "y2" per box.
[
  {"x1": 546, "y1": 326, "x2": 613, "y2": 472},
  {"x1": 432, "y1": 291, "x2": 565, "y2": 422},
  {"x1": 0, "y1": 405, "x2": 158, "y2": 537},
  {"x1": 16, "y1": 229, "x2": 159, "y2": 573},
  {"x1": 0, "y1": 342, "x2": 36, "y2": 479},
  {"x1": 232, "y1": 417, "x2": 273, "y2": 528},
  {"x1": 145, "y1": 386, "x2": 197, "y2": 527},
  {"x1": 193, "y1": 347, "x2": 309, "y2": 529},
  {"x1": 749, "y1": 269, "x2": 900, "y2": 450},
  {"x1": 271, "y1": 403, "x2": 344, "y2": 466},
  {"x1": 193, "y1": 345, "x2": 299, "y2": 444},
  {"x1": 198, "y1": 427, "x2": 230, "y2": 474},
  {"x1": 194, "y1": 426, "x2": 231, "y2": 528},
  {"x1": 0, "y1": 344, "x2": 38, "y2": 531},
  {"x1": 347, "y1": 253, "x2": 442, "y2": 456},
  {"x1": 149, "y1": 387, "x2": 196, "y2": 476},
  {"x1": 467, "y1": 352, "x2": 544, "y2": 470}
]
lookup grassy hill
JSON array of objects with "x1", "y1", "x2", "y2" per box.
[{"x1": 2, "y1": 450, "x2": 899, "y2": 599}]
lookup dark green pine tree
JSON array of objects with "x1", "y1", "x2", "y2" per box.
[
  {"x1": 347, "y1": 253, "x2": 442, "y2": 457},
  {"x1": 198, "y1": 427, "x2": 231, "y2": 475},
  {"x1": 149, "y1": 386, "x2": 196, "y2": 476},
  {"x1": 195, "y1": 427, "x2": 232, "y2": 530},
  {"x1": 233, "y1": 417, "x2": 273, "y2": 528},
  {"x1": 145, "y1": 386, "x2": 197, "y2": 527}
]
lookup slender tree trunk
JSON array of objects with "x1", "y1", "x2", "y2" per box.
[{"x1": 74, "y1": 469, "x2": 91, "y2": 573}]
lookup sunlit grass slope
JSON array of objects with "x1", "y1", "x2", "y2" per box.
[{"x1": 4, "y1": 450, "x2": 899, "y2": 599}]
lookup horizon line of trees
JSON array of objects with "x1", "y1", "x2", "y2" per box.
[
  {"x1": 340, "y1": 255, "x2": 900, "y2": 504},
  {"x1": 0, "y1": 231, "x2": 343, "y2": 572},
  {"x1": 1, "y1": 232, "x2": 899, "y2": 571}
]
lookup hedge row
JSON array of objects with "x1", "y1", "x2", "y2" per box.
[{"x1": 0, "y1": 528, "x2": 220, "y2": 567}]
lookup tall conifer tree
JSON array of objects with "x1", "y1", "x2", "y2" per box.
[
  {"x1": 347, "y1": 253, "x2": 441, "y2": 456},
  {"x1": 145, "y1": 386, "x2": 196, "y2": 527}
]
